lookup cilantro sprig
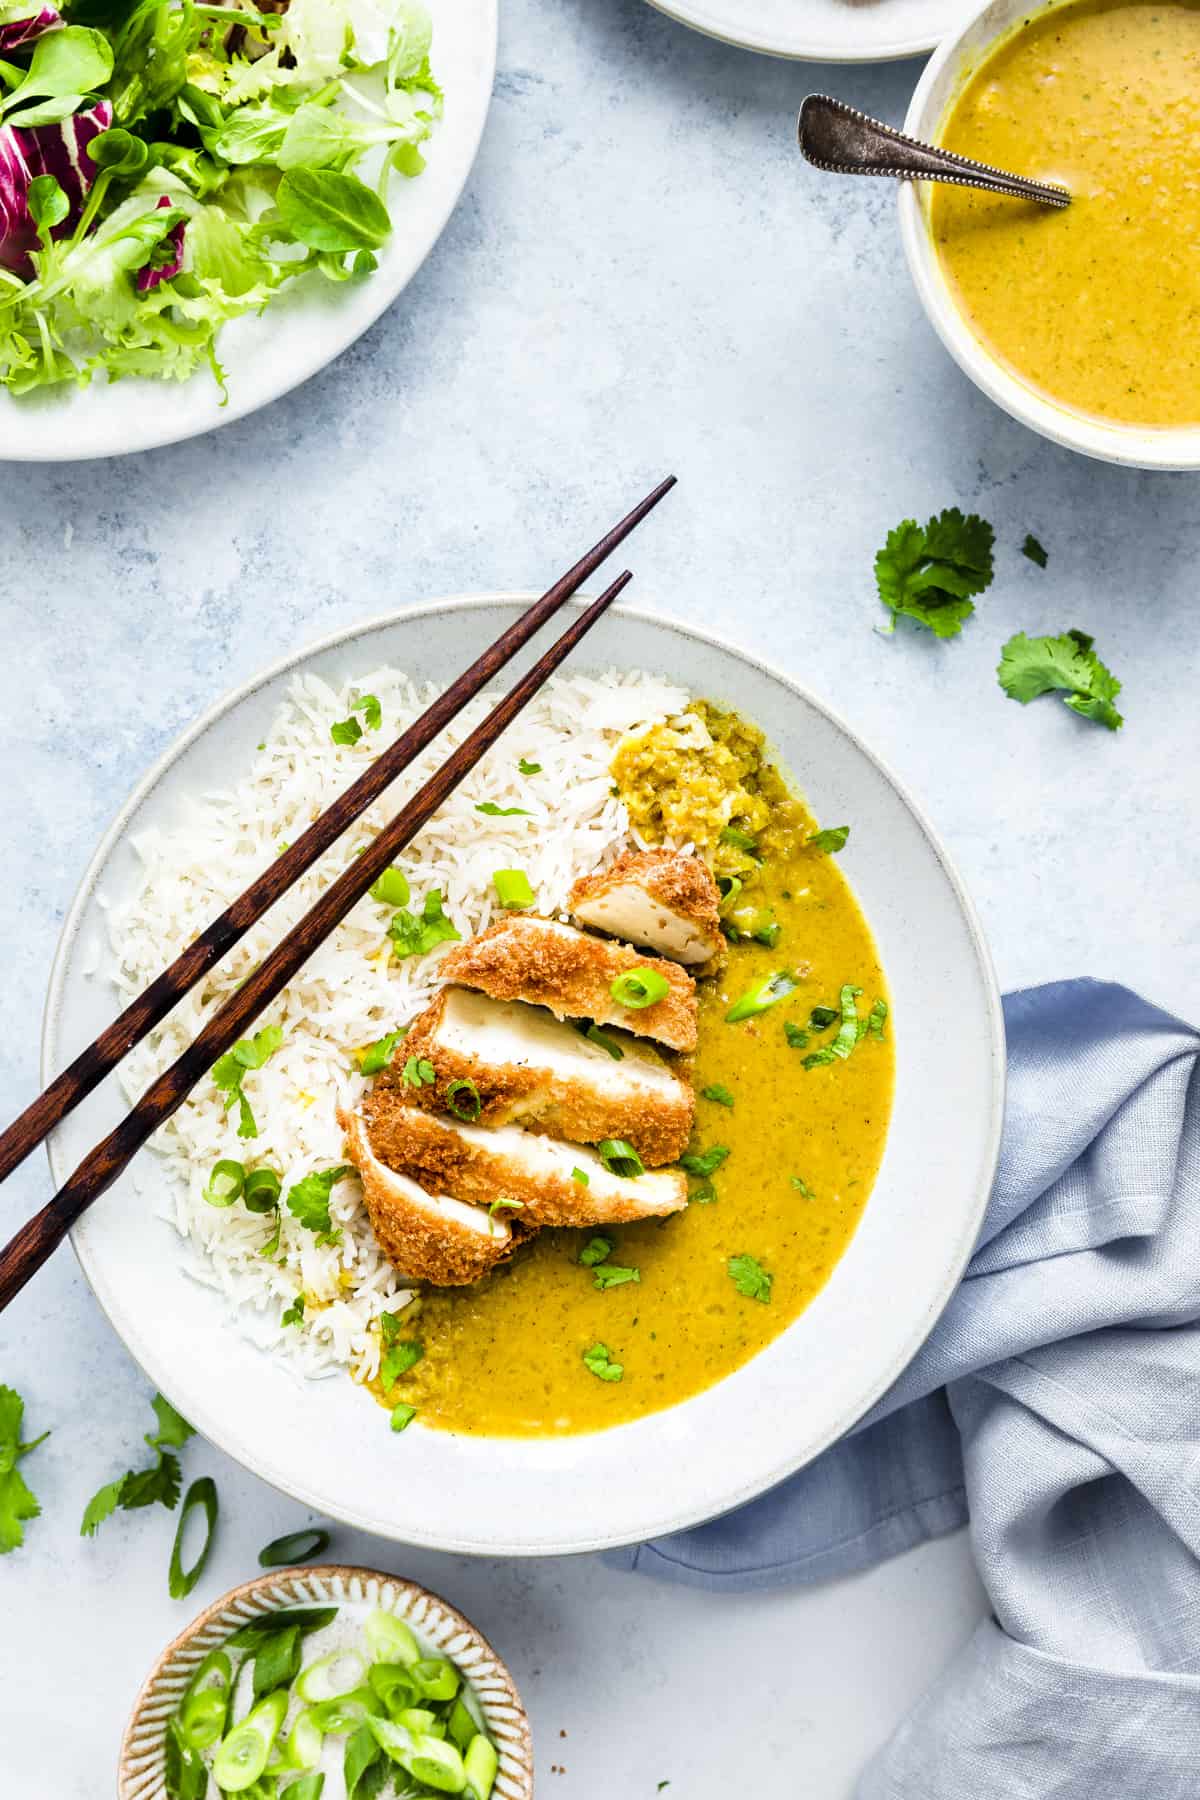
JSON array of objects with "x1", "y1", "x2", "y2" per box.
[
  {"x1": 997, "y1": 629, "x2": 1123, "y2": 731},
  {"x1": 211, "y1": 1025, "x2": 283, "y2": 1140},
  {"x1": 285, "y1": 1164, "x2": 356, "y2": 1245},
  {"x1": 388, "y1": 888, "x2": 461, "y2": 959},
  {"x1": 874, "y1": 508, "x2": 995, "y2": 638},
  {"x1": 81, "y1": 1392, "x2": 194, "y2": 1539},
  {"x1": 0, "y1": 1386, "x2": 49, "y2": 1555}
]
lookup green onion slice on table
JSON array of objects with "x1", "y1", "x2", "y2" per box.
[
  {"x1": 258, "y1": 1528, "x2": 331, "y2": 1569},
  {"x1": 168, "y1": 1477, "x2": 218, "y2": 1601}
]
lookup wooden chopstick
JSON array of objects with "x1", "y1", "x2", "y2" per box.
[
  {"x1": 0, "y1": 475, "x2": 675, "y2": 1192},
  {"x1": 0, "y1": 571, "x2": 634, "y2": 1311}
]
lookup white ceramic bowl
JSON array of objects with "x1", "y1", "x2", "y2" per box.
[
  {"x1": 642, "y1": 0, "x2": 964, "y2": 64},
  {"x1": 119, "y1": 1565, "x2": 534, "y2": 1800},
  {"x1": 44, "y1": 597, "x2": 1004, "y2": 1555},
  {"x1": 899, "y1": 0, "x2": 1200, "y2": 471}
]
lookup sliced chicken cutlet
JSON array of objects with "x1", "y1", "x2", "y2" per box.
[
  {"x1": 342, "y1": 1109, "x2": 524, "y2": 1286},
  {"x1": 394, "y1": 987, "x2": 694, "y2": 1167},
  {"x1": 437, "y1": 914, "x2": 697, "y2": 1052},
  {"x1": 569, "y1": 848, "x2": 724, "y2": 967},
  {"x1": 359, "y1": 1094, "x2": 688, "y2": 1228}
]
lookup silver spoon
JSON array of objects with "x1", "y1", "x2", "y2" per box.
[{"x1": 798, "y1": 94, "x2": 1071, "y2": 211}]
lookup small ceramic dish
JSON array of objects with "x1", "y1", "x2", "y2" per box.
[
  {"x1": 642, "y1": 0, "x2": 965, "y2": 63},
  {"x1": 119, "y1": 1564, "x2": 534, "y2": 1800},
  {"x1": 899, "y1": 0, "x2": 1200, "y2": 471}
]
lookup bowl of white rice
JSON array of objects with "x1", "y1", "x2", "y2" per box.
[{"x1": 43, "y1": 596, "x2": 1003, "y2": 1554}]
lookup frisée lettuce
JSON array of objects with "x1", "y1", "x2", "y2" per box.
[{"x1": 0, "y1": 0, "x2": 439, "y2": 395}]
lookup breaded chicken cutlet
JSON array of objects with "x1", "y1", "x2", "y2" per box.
[{"x1": 569, "y1": 847, "x2": 724, "y2": 967}]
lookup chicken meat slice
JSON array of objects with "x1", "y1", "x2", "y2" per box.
[
  {"x1": 359, "y1": 1093, "x2": 689, "y2": 1228},
  {"x1": 393, "y1": 987, "x2": 694, "y2": 1167},
  {"x1": 569, "y1": 848, "x2": 724, "y2": 967},
  {"x1": 437, "y1": 914, "x2": 697, "y2": 1052},
  {"x1": 342, "y1": 1109, "x2": 523, "y2": 1286}
]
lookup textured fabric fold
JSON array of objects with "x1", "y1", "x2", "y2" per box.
[{"x1": 611, "y1": 980, "x2": 1200, "y2": 1794}]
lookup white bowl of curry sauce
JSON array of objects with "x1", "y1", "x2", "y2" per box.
[{"x1": 900, "y1": 0, "x2": 1200, "y2": 469}]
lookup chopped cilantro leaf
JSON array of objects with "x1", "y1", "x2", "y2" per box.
[
  {"x1": 518, "y1": 758, "x2": 542, "y2": 775},
  {"x1": 211, "y1": 1025, "x2": 283, "y2": 1140},
  {"x1": 80, "y1": 1391, "x2": 193, "y2": 1540},
  {"x1": 401, "y1": 1057, "x2": 436, "y2": 1089},
  {"x1": 807, "y1": 825, "x2": 849, "y2": 854},
  {"x1": 997, "y1": 629, "x2": 1123, "y2": 731},
  {"x1": 331, "y1": 716, "x2": 362, "y2": 747},
  {"x1": 357, "y1": 694, "x2": 382, "y2": 730},
  {"x1": 579, "y1": 1237, "x2": 613, "y2": 1267},
  {"x1": 680, "y1": 1144, "x2": 730, "y2": 1178},
  {"x1": 381, "y1": 1340, "x2": 424, "y2": 1389},
  {"x1": 1021, "y1": 534, "x2": 1048, "y2": 568},
  {"x1": 475, "y1": 802, "x2": 530, "y2": 817},
  {"x1": 281, "y1": 1295, "x2": 305, "y2": 1328},
  {"x1": 0, "y1": 1386, "x2": 48, "y2": 1555},
  {"x1": 286, "y1": 1164, "x2": 355, "y2": 1243},
  {"x1": 388, "y1": 888, "x2": 462, "y2": 959},
  {"x1": 390, "y1": 1404, "x2": 417, "y2": 1433},
  {"x1": 701, "y1": 1084, "x2": 734, "y2": 1108},
  {"x1": 358, "y1": 1030, "x2": 404, "y2": 1076},
  {"x1": 593, "y1": 1264, "x2": 640, "y2": 1291},
  {"x1": 791, "y1": 1177, "x2": 814, "y2": 1199},
  {"x1": 808, "y1": 1005, "x2": 839, "y2": 1031},
  {"x1": 728, "y1": 1254, "x2": 773, "y2": 1304},
  {"x1": 784, "y1": 1022, "x2": 810, "y2": 1049},
  {"x1": 582, "y1": 1342, "x2": 623, "y2": 1383},
  {"x1": 571, "y1": 1167, "x2": 590, "y2": 1186},
  {"x1": 689, "y1": 1180, "x2": 718, "y2": 1205},
  {"x1": 874, "y1": 508, "x2": 994, "y2": 638}
]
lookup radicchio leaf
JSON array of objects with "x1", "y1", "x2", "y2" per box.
[
  {"x1": 0, "y1": 96, "x2": 110, "y2": 274},
  {"x1": 0, "y1": 8, "x2": 61, "y2": 54},
  {"x1": 135, "y1": 191, "x2": 186, "y2": 291}
]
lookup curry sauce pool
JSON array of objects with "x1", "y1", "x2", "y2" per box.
[{"x1": 400, "y1": 760, "x2": 893, "y2": 1438}]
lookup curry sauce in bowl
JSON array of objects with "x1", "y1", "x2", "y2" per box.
[{"x1": 900, "y1": 0, "x2": 1200, "y2": 464}]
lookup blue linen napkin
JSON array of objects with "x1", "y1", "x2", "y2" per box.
[{"x1": 611, "y1": 979, "x2": 1200, "y2": 1795}]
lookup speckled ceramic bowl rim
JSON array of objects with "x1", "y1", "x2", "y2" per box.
[
  {"x1": 44, "y1": 595, "x2": 1005, "y2": 1555},
  {"x1": 642, "y1": 0, "x2": 944, "y2": 62},
  {"x1": 899, "y1": 0, "x2": 1200, "y2": 471},
  {"x1": 119, "y1": 1563, "x2": 534, "y2": 1799}
]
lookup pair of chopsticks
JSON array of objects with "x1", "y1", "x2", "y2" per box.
[{"x1": 0, "y1": 475, "x2": 676, "y2": 1313}]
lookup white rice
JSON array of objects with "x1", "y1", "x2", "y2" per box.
[{"x1": 108, "y1": 667, "x2": 690, "y2": 1383}]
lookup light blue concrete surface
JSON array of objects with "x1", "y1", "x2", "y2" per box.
[{"x1": 1, "y1": 1, "x2": 1195, "y2": 1794}]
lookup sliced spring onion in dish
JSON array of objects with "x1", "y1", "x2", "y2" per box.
[
  {"x1": 609, "y1": 966, "x2": 671, "y2": 1009},
  {"x1": 725, "y1": 970, "x2": 797, "y2": 1023},
  {"x1": 492, "y1": 867, "x2": 536, "y2": 909},
  {"x1": 202, "y1": 1158, "x2": 245, "y2": 1207},
  {"x1": 582, "y1": 1021, "x2": 624, "y2": 1060},
  {"x1": 257, "y1": 1528, "x2": 332, "y2": 1569},
  {"x1": 597, "y1": 1139, "x2": 645, "y2": 1178},
  {"x1": 679, "y1": 1144, "x2": 730, "y2": 1179},
  {"x1": 579, "y1": 1236, "x2": 613, "y2": 1267},
  {"x1": 445, "y1": 1077, "x2": 482, "y2": 1122},
  {"x1": 700, "y1": 1084, "x2": 734, "y2": 1108},
  {"x1": 369, "y1": 866, "x2": 411, "y2": 908},
  {"x1": 170, "y1": 1604, "x2": 501, "y2": 1798}
]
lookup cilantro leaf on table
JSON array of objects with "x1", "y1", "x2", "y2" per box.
[
  {"x1": 997, "y1": 630, "x2": 1123, "y2": 731},
  {"x1": 874, "y1": 508, "x2": 995, "y2": 638},
  {"x1": 80, "y1": 1390, "x2": 194, "y2": 1539},
  {"x1": 0, "y1": 1385, "x2": 49, "y2": 1555},
  {"x1": 1021, "y1": 534, "x2": 1049, "y2": 568}
]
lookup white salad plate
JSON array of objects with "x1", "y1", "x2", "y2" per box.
[
  {"x1": 2, "y1": 0, "x2": 497, "y2": 465},
  {"x1": 644, "y1": 0, "x2": 970, "y2": 64},
  {"x1": 44, "y1": 597, "x2": 1004, "y2": 1556}
]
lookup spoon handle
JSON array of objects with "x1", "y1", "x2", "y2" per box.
[{"x1": 798, "y1": 94, "x2": 1071, "y2": 211}]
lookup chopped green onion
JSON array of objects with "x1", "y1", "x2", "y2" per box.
[
  {"x1": 830, "y1": 985, "x2": 863, "y2": 1058},
  {"x1": 593, "y1": 1264, "x2": 640, "y2": 1291},
  {"x1": 243, "y1": 1167, "x2": 282, "y2": 1214},
  {"x1": 721, "y1": 903, "x2": 780, "y2": 948},
  {"x1": 475, "y1": 802, "x2": 530, "y2": 817},
  {"x1": 165, "y1": 1717, "x2": 208, "y2": 1800},
  {"x1": 583, "y1": 1022, "x2": 624, "y2": 1060},
  {"x1": 358, "y1": 1030, "x2": 404, "y2": 1076},
  {"x1": 365, "y1": 1607, "x2": 421, "y2": 1666},
  {"x1": 716, "y1": 874, "x2": 742, "y2": 912},
  {"x1": 701, "y1": 1084, "x2": 734, "y2": 1108},
  {"x1": 211, "y1": 1690, "x2": 287, "y2": 1792},
  {"x1": 280, "y1": 1773, "x2": 325, "y2": 1800},
  {"x1": 492, "y1": 868, "x2": 535, "y2": 909},
  {"x1": 571, "y1": 1167, "x2": 590, "y2": 1185},
  {"x1": 610, "y1": 966, "x2": 671, "y2": 1009},
  {"x1": 597, "y1": 1138, "x2": 645, "y2": 1178},
  {"x1": 1021, "y1": 533, "x2": 1049, "y2": 568},
  {"x1": 178, "y1": 1651, "x2": 232, "y2": 1752},
  {"x1": 408, "y1": 1735, "x2": 468, "y2": 1793},
  {"x1": 517, "y1": 758, "x2": 542, "y2": 775},
  {"x1": 284, "y1": 1711, "x2": 324, "y2": 1772},
  {"x1": 579, "y1": 1236, "x2": 613, "y2": 1266},
  {"x1": 203, "y1": 1159, "x2": 245, "y2": 1208},
  {"x1": 296, "y1": 1649, "x2": 367, "y2": 1704},
  {"x1": 725, "y1": 971, "x2": 796, "y2": 1022},
  {"x1": 412, "y1": 1657, "x2": 461, "y2": 1702},
  {"x1": 223, "y1": 1608, "x2": 338, "y2": 1653},
  {"x1": 582, "y1": 1341, "x2": 624, "y2": 1383},
  {"x1": 867, "y1": 998, "x2": 888, "y2": 1040},
  {"x1": 258, "y1": 1528, "x2": 331, "y2": 1568},
  {"x1": 369, "y1": 867, "x2": 410, "y2": 907},
  {"x1": 688, "y1": 1180, "x2": 718, "y2": 1205},
  {"x1": 390, "y1": 1403, "x2": 417, "y2": 1433},
  {"x1": 679, "y1": 1144, "x2": 730, "y2": 1178},
  {"x1": 727, "y1": 1253, "x2": 773, "y2": 1303},
  {"x1": 252, "y1": 1623, "x2": 302, "y2": 1698},
  {"x1": 465, "y1": 1732, "x2": 499, "y2": 1800},
  {"x1": 719, "y1": 824, "x2": 759, "y2": 853},
  {"x1": 791, "y1": 1177, "x2": 814, "y2": 1199},
  {"x1": 784, "y1": 1022, "x2": 809, "y2": 1049},
  {"x1": 401, "y1": 1056, "x2": 436, "y2": 1089},
  {"x1": 448, "y1": 1698, "x2": 477, "y2": 1752},
  {"x1": 809, "y1": 1005, "x2": 839, "y2": 1030},
  {"x1": 445, "y1": 1078, "x2": 482, "y2": 1122},
  {"x1": 168, "y1": 1476, "x2": 218, "y2": 1601},
  {"x1": 309, "y1": 1688, "x2": 381, "y2": 1735},
  {"x1": 345, "y1": 1723, "x2": 384, "y2": 1798},
  {"x1": 807, "y1": 825, "x2": 850, "y2": 854}
]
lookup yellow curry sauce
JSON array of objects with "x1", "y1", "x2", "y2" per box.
[
  {"x1": 931, "y1": 0, "x2": 1200, "y2": 427},
  {"x1": 387, "y1": 707, "x2": 893, "y2": 1437}
]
